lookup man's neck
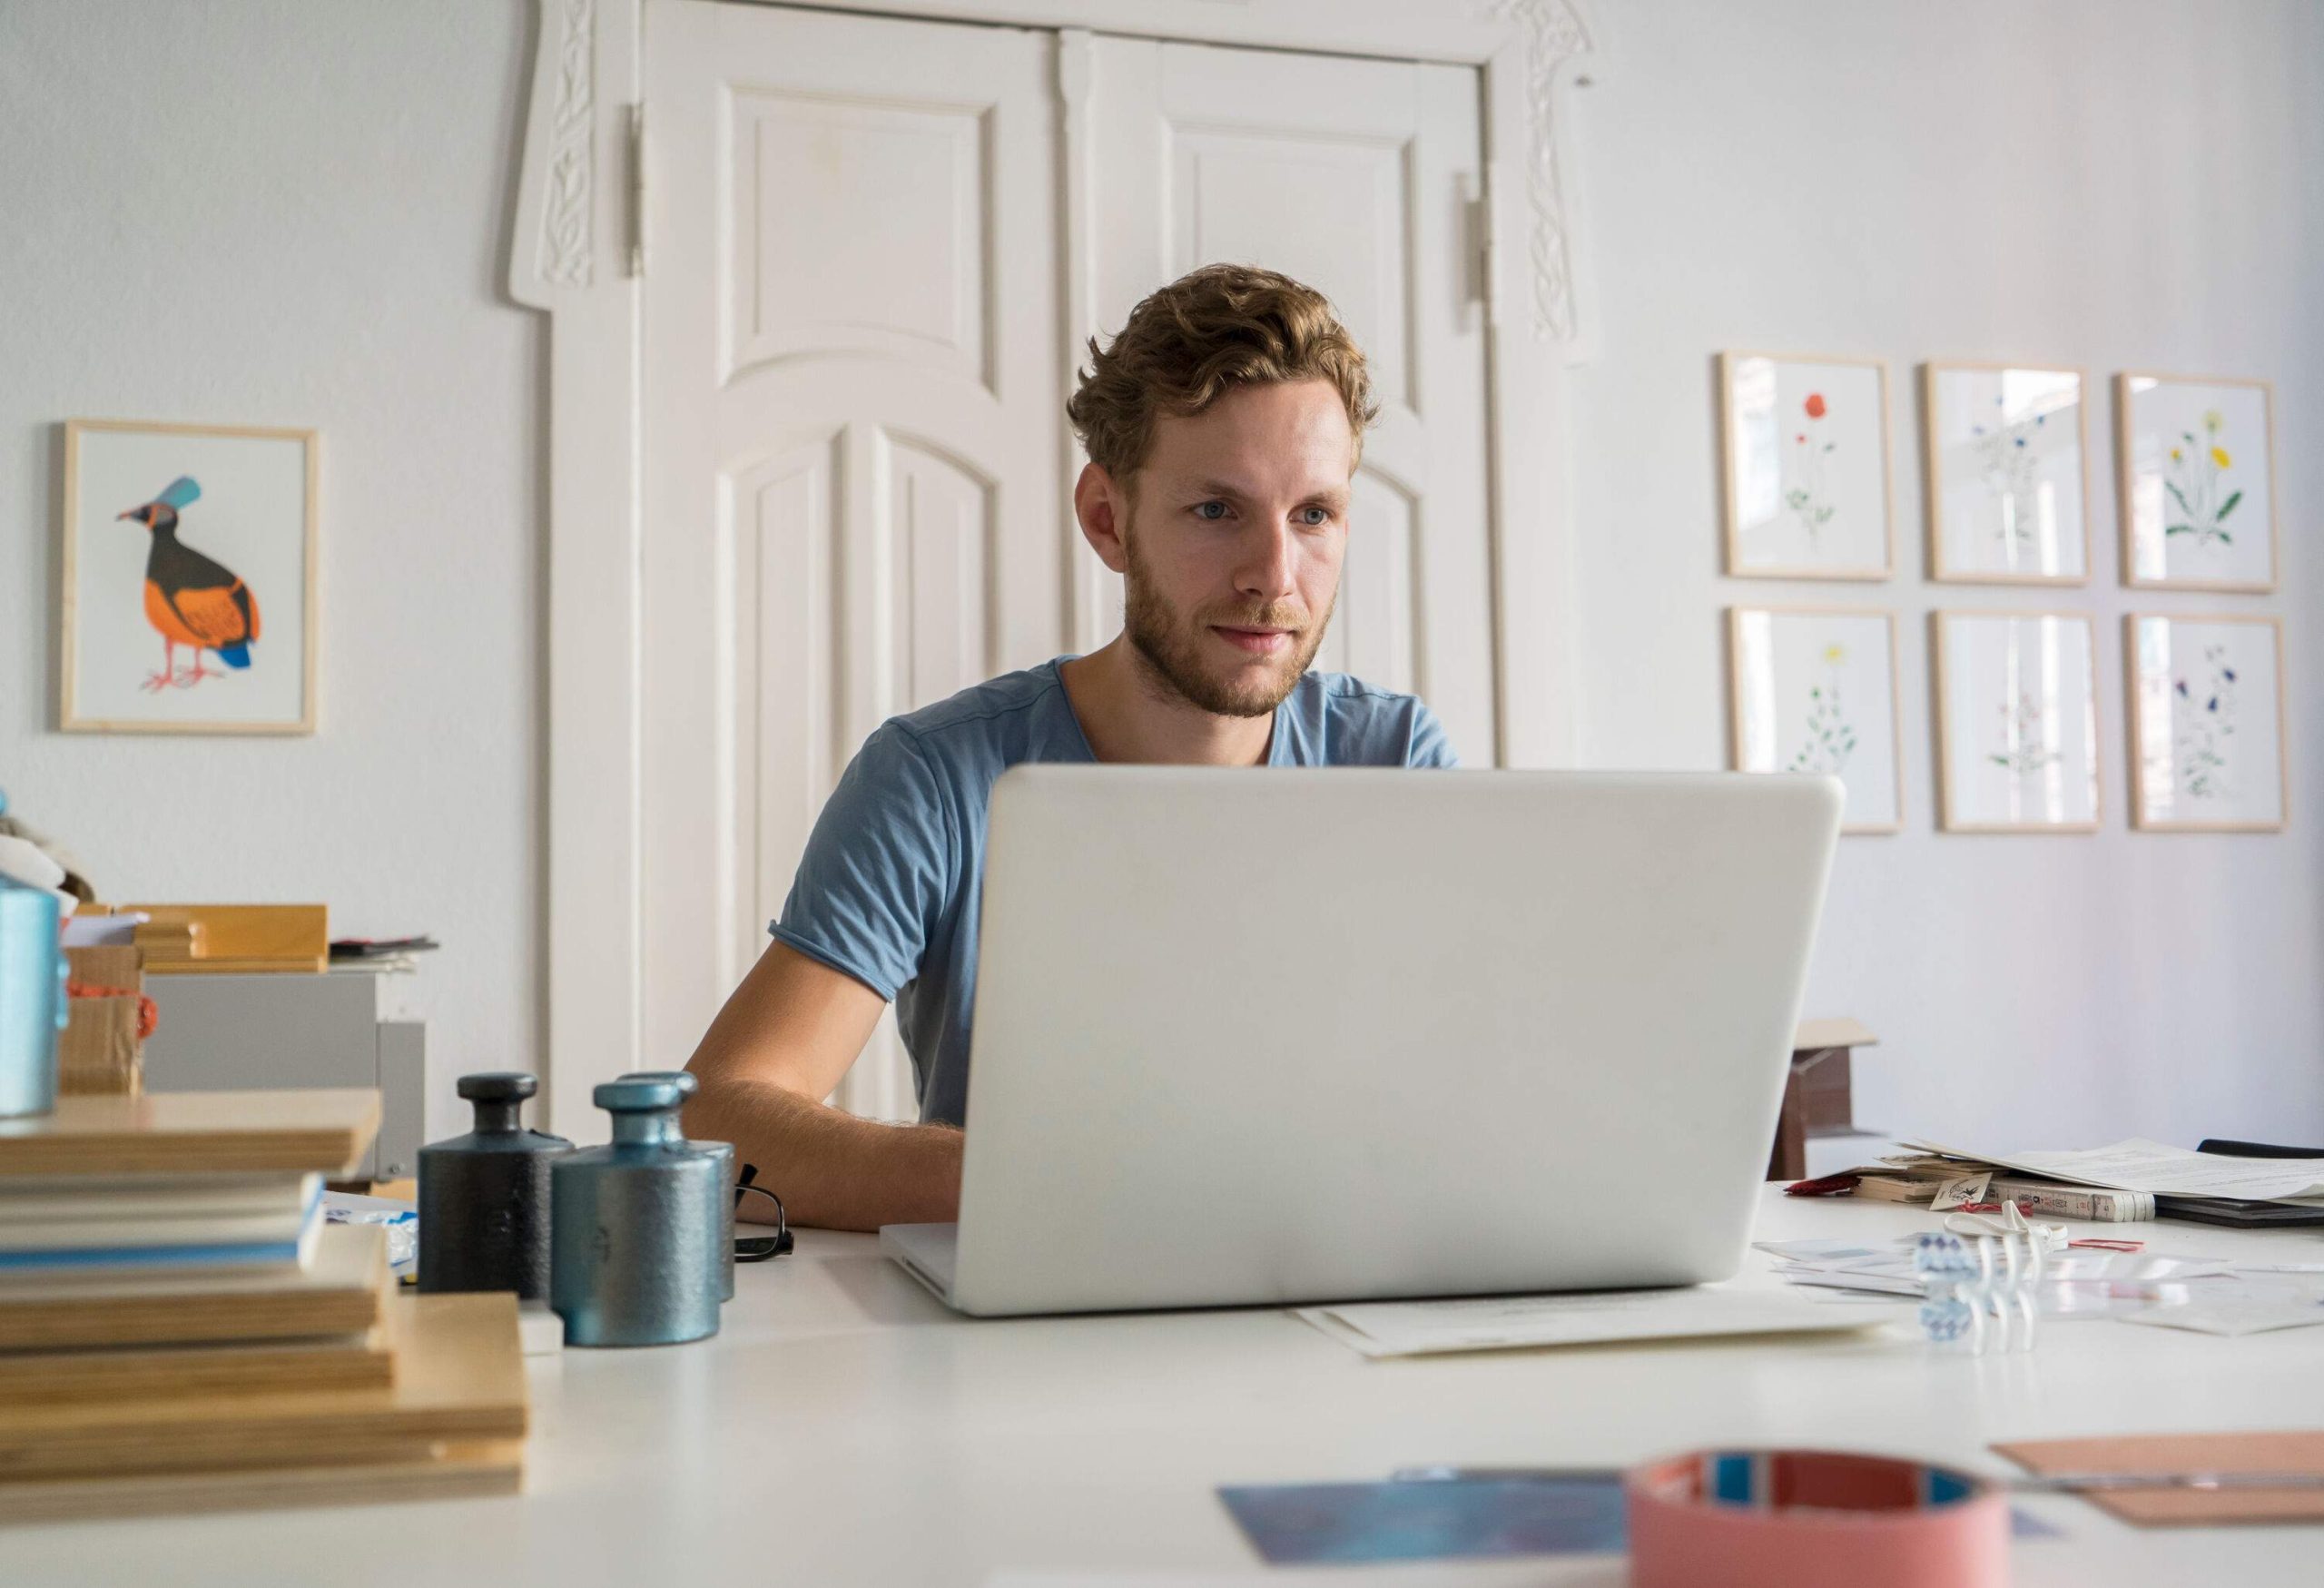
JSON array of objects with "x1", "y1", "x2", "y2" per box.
[{"x1": 1058, "y1": 638, "x2": 1276, "y2": 766}]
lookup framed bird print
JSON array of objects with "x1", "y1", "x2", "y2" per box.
[{"x1": 60, "y1": 419, "x2": 318, "y2": 735}]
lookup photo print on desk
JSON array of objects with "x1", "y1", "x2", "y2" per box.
[
  {"x1": 2126, "y1": 613, "x2": 2287, "y2": 832},
  {"x1": 60, "y1": 419, "x2": 318, "y2": 735},
  {"x1": 1923, "y1": 362, "x2": 2091, "y2": 584},
  {"x1": 1933, "y1": 611, "x2": 2102, "y2": 833},
  {"x1": 2117, "y1": 374, "x2": 2278, "y2": 592},
  {"x1": 1728, "y1": 607, "x2": 1904, "y2": 833},
  {"x1": 1720, "y1": 351, "x2": 1894, "y2": 579}
]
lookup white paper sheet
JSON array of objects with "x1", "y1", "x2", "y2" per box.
[
  {"x1": 1905, "y1": 1138, "x2": 2324, "y2": 1202},
  {"x1": 1296, "y1": 1287, "x2": 1882, "y2": 1358},
  {"x1": 2123, "y1": 1297, "x2": 2324, "y2": 1336}
]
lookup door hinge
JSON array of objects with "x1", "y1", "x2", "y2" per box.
[
  {"x1": 1472, "y1": 165, "x2": 1505, "y2": 324},
  {"x1": 626, "y1": 104, "x2": 646, "y2": 278}
]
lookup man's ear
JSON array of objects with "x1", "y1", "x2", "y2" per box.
[{"x1": 1073, "y1": 462, "x2": 1132, "y2": 575}]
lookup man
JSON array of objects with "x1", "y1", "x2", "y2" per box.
[{"x1": 684, "y1": 265, "x2": 1457, "y2": 1229}]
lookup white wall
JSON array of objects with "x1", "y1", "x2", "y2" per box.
[
  {"x1": 0, "y1": 1, "x2": 542, "y2": 1141},
  {"x1": 5, "y1": 0, "x2": 2318, "y2": 1158},
  {"x1": 1571, "y1": 0, "x2": 2324, "y2": 1149}
]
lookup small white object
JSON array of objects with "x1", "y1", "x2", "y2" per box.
[
  {"x1": 1930, "y1": 1172, "x2": 1992, "y2": 1211},
  {"x1": 61, "y1": 911, "x2": 146, "y2": 947},
  {"x1": 517, "y1": 1299, "x2": 566, "y2": 1356}
]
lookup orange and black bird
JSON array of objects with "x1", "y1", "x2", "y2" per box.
[{"x1": 116, "y1": 477, "x2": 261, "y2": 691}]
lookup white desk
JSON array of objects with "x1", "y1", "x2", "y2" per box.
[{"x1": 14, "y1": 1189, "x2": 2324, "y2": 1586}]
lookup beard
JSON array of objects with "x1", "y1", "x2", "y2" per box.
[{"x1": 1121, "y1": 520, "x2": 1335, "y2": 718}]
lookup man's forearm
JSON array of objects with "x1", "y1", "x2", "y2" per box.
[{"x1": 683, "y1": 1076, "x2": 962, "y2": 1232}]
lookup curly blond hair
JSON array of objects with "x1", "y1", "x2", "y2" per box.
[{"x1": 1067, "y1": 264, "x2": 1378, "y2": 480}]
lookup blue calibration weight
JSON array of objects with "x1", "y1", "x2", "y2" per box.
[{"x1": 550, "y1": 1073, "x2": 728, "y2": 1347}]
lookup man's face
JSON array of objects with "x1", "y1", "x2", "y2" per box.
[{"x1": 1118, "y1": 379, "x2": 1354, "y2": 718}]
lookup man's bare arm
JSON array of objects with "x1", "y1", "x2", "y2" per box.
[{"x1": 682, "y1": 941, "x2": 962, "y2": 1231}]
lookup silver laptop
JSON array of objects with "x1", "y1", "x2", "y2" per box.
[{"x1": 881, "y1": 766, "x2": 1842, "y2": 1317}]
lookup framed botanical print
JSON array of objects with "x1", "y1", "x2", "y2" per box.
[
  {"x1": 2117, "y1": 373, "x2": 2278, "y2": 592},
  {"x1": 1720, "y1": 351, "x2": 1894, "y2": 580},
  {"x1": 2125, "y1": 613, "x2": 2288, "y2": 832},
  {"x1": 1728, "y1": 606, "x2": 1904, "y2": 833},
  {"x1": 1923, "y1": 362, "x2": 2090, "y2": 584},
  {"x1": 61, "y1": 419, "x2": 319, "y2": 735},
  {"x1": 1932, "y1": 611, "x2": 2102, "y2": 833}
]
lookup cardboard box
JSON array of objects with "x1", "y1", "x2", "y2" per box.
[{"x1": 60, "y1": 945, "x2": 144, "y2": 1097}]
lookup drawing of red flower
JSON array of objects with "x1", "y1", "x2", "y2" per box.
[{"x1": 1805, "y1": 392, "x2": 1827, "y2": 419}]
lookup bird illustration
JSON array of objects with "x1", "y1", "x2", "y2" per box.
[{"x1": 115, "y1": 477, "x2": 261, "y2": 691}]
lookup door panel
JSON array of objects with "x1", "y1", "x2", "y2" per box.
[
  {"x1": 643, "y1": 6, "x2": 1497, "y2": 1126},
  {"x1": 645, "y1": 3, "x2": 1059, "y2": 1118},
  {"x1": 1087, "y1": 38, "x2": 1498, "y2": 764}
]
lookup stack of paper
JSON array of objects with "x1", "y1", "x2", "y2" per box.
[
  {"x1": 0, "y1": 1090, "x2": 526, "y2": 1522},
  {"x1": 1903, "y1": 1138, "x2": 2324, "y2": 1210}
]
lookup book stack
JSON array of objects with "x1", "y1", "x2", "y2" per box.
[
  {"x1": 1825, "y1": 1150, "x2": 2157, "y2": 1222},
  {"x1": 0, "y1": 1090, "x2": 527, "y2": 1523}
]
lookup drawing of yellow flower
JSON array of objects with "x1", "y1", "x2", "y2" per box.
[
  {"x1": 1823, "y1": 643, "x2": 1846, "y2": 665},
  {"x1": 2211, "y1": 446, "x2": 2231, "y2": 469},
  {"x1": 2203, "y1": 409, "x2": 2223, "y2": 432},
  {"x1": 2171, "y1": 448, "x2": 2183, "y2": 462}
]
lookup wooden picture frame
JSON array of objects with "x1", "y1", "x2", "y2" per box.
[
  {"x1": 2115, "y1": 372, "x2": 2280, "y2": 593},
  {"x1": 1728, "y1": 604, "x2": 1905, "y2": 834},
  {"x1": 1719, "y1": 350, "x2": 1896, "y2": 581},
  {"x1": 1931, "y1": 609, "x2": 2103, "y2": 834},
  {"x1": 1922, "y1": 360, "x2": 2093, "y2": 586},
  {"x1": 60, "y1": 419, "x2": 320, "y2": 735},
  {"x1": 2124, "y1": 612, "x2": 2289, "y2": 833}
]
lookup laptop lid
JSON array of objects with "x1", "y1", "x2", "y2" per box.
[{"x1": 948, "y1": 768, "x2": 1842, "y2": 1317}]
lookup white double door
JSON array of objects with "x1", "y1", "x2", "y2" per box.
[{"x1": 642, "y1": 1, "x2": 1498, "y2": 1117}]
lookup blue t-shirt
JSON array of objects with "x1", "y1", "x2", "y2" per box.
[{"x1": 770, "y1": 656, "x2": 1458, "y2": 1125}]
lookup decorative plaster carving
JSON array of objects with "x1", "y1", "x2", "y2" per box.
[
  {"x1": 1489, "y1": 0, "x2": 1593, "y2": 343},
  {"x1": 537, "y1": 0, "x2": 596, "y2": 289}
]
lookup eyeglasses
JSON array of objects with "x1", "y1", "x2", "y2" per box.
[{"x1": 734, "y1": 1162, "x2": 792, "y2": 1261}]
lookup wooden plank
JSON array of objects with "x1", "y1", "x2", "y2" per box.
[
  {"x1": 0, "y1": 1325, "x2": 391, "y2": 1405},
  {"x1": 123, "y1": 905, "x2": 329, "y2": 966},
  {"x1": 143, "y1": 958, "x2": 332, "y2": 977},
  {"x1": 0, "y1": 1221, "x2": 386, "y2": 1351},
  {"x1": 0, "y1": 1089, "x2": 379, "y2": 1178},
  {"x1": 0, "y1": 1292, "x2": 526, "y2": 1480},
  {"x1": 0, "y1": 1438, "x2": 522, "y2": 1524}
]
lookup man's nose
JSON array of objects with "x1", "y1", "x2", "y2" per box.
[{"x1": 1234, "y1": 517, "x2": 1298, "y2": 602}]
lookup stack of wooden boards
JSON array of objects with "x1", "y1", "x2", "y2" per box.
[{"x1": 0, "y1": 1090, "x2": 527, "y2": 1522}]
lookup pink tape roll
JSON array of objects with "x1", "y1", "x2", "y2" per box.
[{"x1": 1626, "y1": 1449, "x2": 2010, "y2": 1588}]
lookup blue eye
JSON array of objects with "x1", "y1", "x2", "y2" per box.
[
  {"x1": 1194, "y1": 500, "x2": 1228, "y2": 521},
  {"x1": 1298, "y1": 506, "x2": 1331, "y2": 527}
]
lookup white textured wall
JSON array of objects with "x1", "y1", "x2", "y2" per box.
[
  {"x1": 0, "y1": 1, "x2": 542, "y2": 1141},
  {"x1": 5, "y1": 0, "x2": 2317, "y2": 1159},
  {"x1": 1572, "y1": 0, "x2": 2324, "y2": 1149}
]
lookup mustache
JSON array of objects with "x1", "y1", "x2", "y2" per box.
[{"x1": 1199, "y1": 602, "x2": 1306, "y2": 631}]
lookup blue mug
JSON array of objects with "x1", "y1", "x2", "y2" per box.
[{"x1": 0, "y1": 875, "x2": 68, "y2": 1119}]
